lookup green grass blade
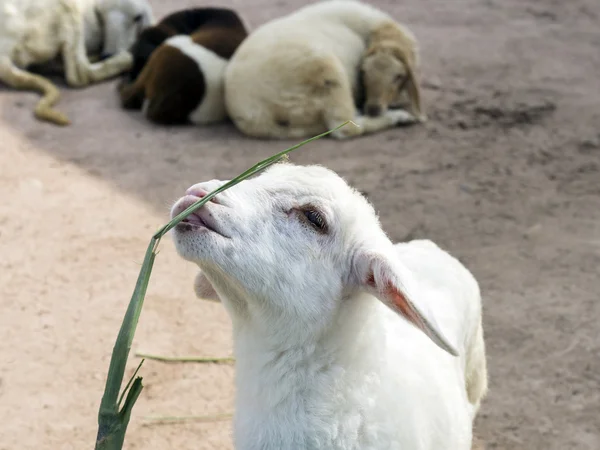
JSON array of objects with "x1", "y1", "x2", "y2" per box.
[
  {"x1": 118, "y1": 359, "x2": 145, "y2": 408},
  {"x1": 96, "y1": 239, "x2": 157, "y2": 449},
  {"x1": 135, "y1": 352, "x2": 234, "y2": 364},
  {"x1": 96, "y1": 377, "x2": 144, "y2": 449},
  {"x1": 97, "y1": 239, "x2": 156, "y2": 413},
  {"x1": 142, "y1": 413, "x2": 233, "y2": 425},
  {"x1": 94, "y1": 121, "x2": 351, "y2": 449}
]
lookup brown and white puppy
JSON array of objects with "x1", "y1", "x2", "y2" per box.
[
  {"x1": 118, "y1": 11, "x2": 248, "y2": 125},
  {"x1": 122, "y1": 7, "x2": 249, "y2": 84}
]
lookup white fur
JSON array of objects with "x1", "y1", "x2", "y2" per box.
[
  {"x1": 164, "y1": 35, "x2": 228, "y2": 125},
  {"x1": 0, "y1": 0, "x2": 153, "y2": 124},
  {"x1": 170, "y1": 163, "x2": 489, "y2": 450},
  {"x1": 0, "y1": 0, "x2": 153, "y2": 83},
  {"x1": 224, "y1": 0, "x2": 420, "y2": 139}
]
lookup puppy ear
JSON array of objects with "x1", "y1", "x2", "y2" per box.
[{"x1": 194, "y1": 271, "x2": 221, "y2": 302}]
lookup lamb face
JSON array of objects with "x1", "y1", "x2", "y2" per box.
[
  {"x1": 170, "y1": 164, "x2": 381, "y2": 332},
  {"x1": 171, "y1": 163, "x2": 458, "y2": 355}
]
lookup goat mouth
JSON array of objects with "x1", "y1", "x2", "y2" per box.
[{"x1": 177, "y1": 212, "x2": 230, "y2": 239}]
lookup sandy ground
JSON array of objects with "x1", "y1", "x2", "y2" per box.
[{"x1": 1, "y1": 0, "x2": 599, "y2": 449}]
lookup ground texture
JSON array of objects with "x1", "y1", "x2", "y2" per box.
[{"x1": 0, "y1": 0, "x2": 599, "y2": 449}]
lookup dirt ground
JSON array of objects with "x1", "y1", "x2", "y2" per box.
[{"x1": 1, "y1": 0, "x2": 599, "y2": 449}]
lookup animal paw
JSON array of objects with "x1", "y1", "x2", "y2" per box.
[{"x1": 113, "y1": 51, "x2": 134, "y2": 70}]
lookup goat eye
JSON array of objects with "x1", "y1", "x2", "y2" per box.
[
  {"x1": 303, "y1": 209, "x2": 327, "y2": 231},
  {"x1": 133, "y1": 14, "x2": 143, "y2": 23}
]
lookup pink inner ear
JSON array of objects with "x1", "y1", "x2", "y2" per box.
[
  {"x1": 366, "y1": 269, "x2": 459, "y2": 356},
  {"x1": 366, "y1": 273, "x2": 376, "y2": 287},
  {"x1": 365, "y1": 269, "x2": 427, "y2": 335},
  {"x1": 382, "y1": 280, "x2": 429, "y2": 335}
]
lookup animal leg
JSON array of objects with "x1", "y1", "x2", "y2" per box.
[
  {"x1": 118, "y1": 81, "x2": 145, "y2": 110},
  {"x1": 61, "y1": 13, "x2": 132, "y2": 87},
  {"x1": 85, "y1": 52, "x2": 133, "y2": 84},
  {"x1": 118, "y1": 61, "x2": 152, "y2": 110},
  {"x1": 327, "y1": 104, "x2": 419, "y2": 140},
  {"x1": 0, "y1": 57, "x2": 69, "y2": 126}
]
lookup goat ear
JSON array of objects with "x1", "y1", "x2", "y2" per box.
[
  {"x1": 194, "y1": 271, "x2": 221, "y2": 302},
  {"x1": 394, "y1": 48, "x2": 425, "y2": 121},
  {"x1": 405, "y1": 62, "x2": 425, "y2": 121},
  {"x1": 356, "y1": 251, "x2": 458, "y2": 356}
]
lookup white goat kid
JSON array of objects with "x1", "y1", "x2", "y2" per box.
[
  {"x1": 0, "y1": 0, "x2": 154, "y2": 125},
  {"x1": 170, "y1": 163, "x2": 488, "y2": 450}
]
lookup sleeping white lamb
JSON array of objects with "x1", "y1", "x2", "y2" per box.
[
  {"x1": 225, "y1": 0, "x2": 426, "y2": 140},
  {"x1": 0, "y1": 0, "x2": 154, "y2": 126},
  {"x1": 170, "y1": 162, "x2": 489, "y2": 450}
]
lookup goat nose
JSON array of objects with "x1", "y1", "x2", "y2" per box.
[
  {"x1": 366, "y1": 104, "x2": 382, "y2": 117},
  {"x1": 185, "y1": 186, "x2": 209, "y2": 198},
  {"x1": 172, "y1": 197, "x2": 196, "y2": 217}
]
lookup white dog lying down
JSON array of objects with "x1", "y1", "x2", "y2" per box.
[
  {"x1": 0, "y1": 0, "x2": 154, "y2": 126},
  {"x1": 225, "y1": 0, "x2": 426, "y2": 140}
]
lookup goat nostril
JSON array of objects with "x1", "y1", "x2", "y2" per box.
[
  {"x1": 185, "y1": 187, "x2": 207, "y2": 197},
  {"x1": 184, "y1": 187, "x2": 221, "y2": 204},
  {"x1": 366, "y1": 105, "x2": 382, "y2": 117}
]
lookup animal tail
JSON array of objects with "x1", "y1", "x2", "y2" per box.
[
  {"x1": 465, "y1": 321, "x2": 488, "y2": 415},
  {"x1": 0, "y1": 59, "x2": 70, "y2": 126}
]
